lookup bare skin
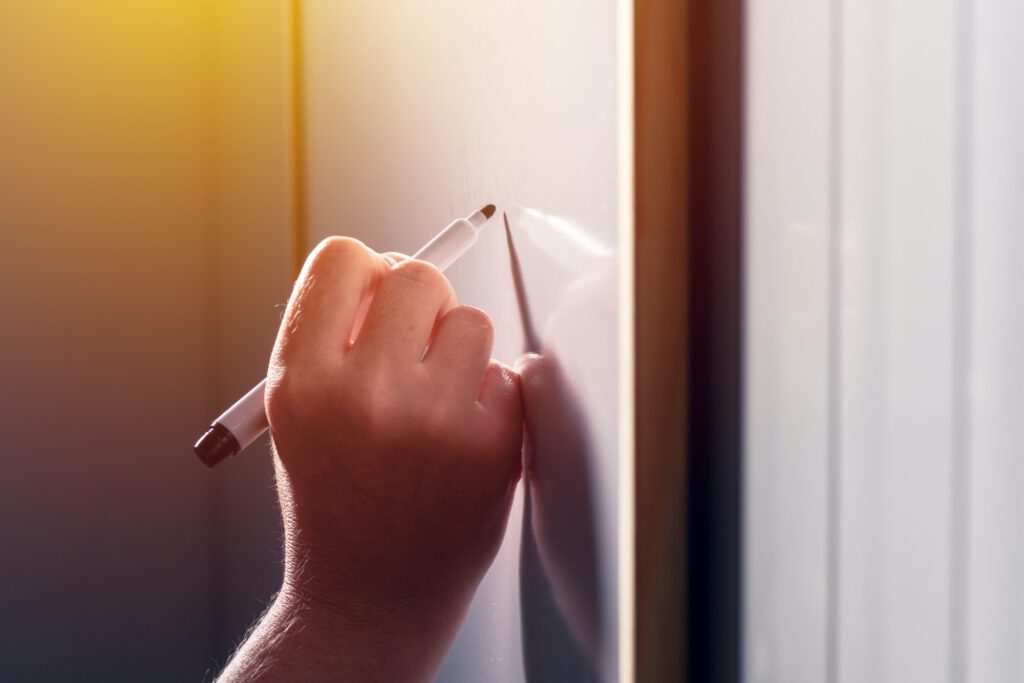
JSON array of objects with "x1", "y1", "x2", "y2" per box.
[{"x1": 218, "y1": 237, "x2": 523, "y2": 682}]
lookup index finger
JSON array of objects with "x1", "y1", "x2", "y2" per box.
[
  {"x1": 273, "y1": 237, "x2": 388, "y2": 368},
  {"x1": 382, "y1": 251, "x2": 409, "y2": 266},
  {"x1": 350, "y1": 259, "x2": 457, "y2": 365}
]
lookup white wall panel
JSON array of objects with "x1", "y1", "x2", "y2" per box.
[
  {"x1": 966, "y1": 1, "x2": 1024, "y2": 681},
  {"x1": 744, "y1": 1, "x2": 832, "y2": 681},
  {"x1": 748, "y1": 1, "x2": 1024, "y2": 682},
  {"x1": 838, "y1": 2, "x2": 957, "y2": 682}
]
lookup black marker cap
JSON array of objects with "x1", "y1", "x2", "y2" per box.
[{"x1": 193, "y1": 423, "x2": 240, "y2": 468}]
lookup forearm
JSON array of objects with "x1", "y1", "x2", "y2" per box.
[
  {"x1": 217, "y1": 586, "x2": 453, "y2": 683},
  {"x1": 218, "y1": 591, "x2": 308, "y2": 682}
]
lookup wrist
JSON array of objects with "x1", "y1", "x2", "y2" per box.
[
  {"x1": 278, "y1": 549, "x2": 469, "y2": 679},
  {"x1": 280, "y1": 527, "x2": 475, "y2": 635},
  {"x1": 272, "y1": 580, "x2": 453, "y2": 683}
]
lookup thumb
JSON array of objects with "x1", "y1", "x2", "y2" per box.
[
  {"x1": 479, "y1": 360, "x2": 522, "y2": 419},
  {"x1": 516, "y1": 353, "x2": 561, "y2": 440},
  {"x1": 479, "y1": 360, "x2": 524, "y2": 481}
]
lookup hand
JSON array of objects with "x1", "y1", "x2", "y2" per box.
[{"x1": 221, "y1": 237, "x2": 523, "y2": 682}]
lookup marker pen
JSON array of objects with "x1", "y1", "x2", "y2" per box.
[{"x1": 193, "y1": 204, "x2": 497, "y2": 468}]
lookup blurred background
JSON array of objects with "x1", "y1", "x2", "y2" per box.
[
  {"x1": 0, "y1": 2, "x2": 291, "y2": 679},
  {"x1": 0, "y1": 1, "x2": 626, "y2": 680},
  {"x1": 745, "y1": 1, "x2": 1024, "y2": 682},
  {"x1": 2, "y1": 0, "x2": 1022, "y2": 681}
]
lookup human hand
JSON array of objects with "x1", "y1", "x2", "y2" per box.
[{"x1": 225, "y1": 237, "x2": 523, "y2": 682}]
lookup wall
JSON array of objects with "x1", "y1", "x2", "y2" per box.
[
  {"x1": 0, "y1": 2, "x2": 290, "y2": 678},
  {"x1": 744, "y1": 1, "x2": 1024, "y2": 681},
  {"x1": 204, "y1": 0, "x2": 294, "y2": 660}
]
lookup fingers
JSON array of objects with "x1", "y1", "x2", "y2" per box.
[
  {"x1": 347, "y1": 253, "x2": 410, "y2": 342},
  {"x1": 479, "y1": 360, "x2": 522, "y2": 420},
  {"x1": 351, "y1": 259, "x2": 457, "y2": 365},
  {"x1": 516, "y1": 353, "x2": 568, "y2": 459},
  {"x1": 425, "y1": 306, "x2": 494, "y2": 401},
  {"x1": 382, "y1": 251, "x2": 409, "y2": 266},
  {"x1": 516, "y1": 353, "x2": 555, "y2": 426},
  {"x1": 275, "y1": 237, "x2": 387, "y2": 366},
  {"x1": 479, "y1": 361, "x2": 524, "y2": 480}
]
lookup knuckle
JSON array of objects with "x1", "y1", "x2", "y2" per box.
[
  {"x1": 391, "y1": 258, "x2": 447, "y2": 290},
  {"x1": 308, "y1": 236, "x2": 371, "y2": 272},
  {"x1": 448, "y1": 306, "x2": 493, "y2": 337}
]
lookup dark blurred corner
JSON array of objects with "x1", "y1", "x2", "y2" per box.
[
  {"x1": 682, "y1": 0, "x2": 743, "y2": 680},
  {"x1": 0, "y1": 2, "x2": 292, "y2": 679}
]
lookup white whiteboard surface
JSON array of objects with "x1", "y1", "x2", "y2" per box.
[{"x1": 302, "y1": 2, "x2": 627, "y2": 679}]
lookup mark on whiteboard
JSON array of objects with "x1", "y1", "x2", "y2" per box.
[{"x1": 505, "y1": 205, "x2": 612, "y2": 277}]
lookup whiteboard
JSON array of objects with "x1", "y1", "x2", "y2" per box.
[{"x1": 302, "y1": 1, "x2": 628, "y2": 679}]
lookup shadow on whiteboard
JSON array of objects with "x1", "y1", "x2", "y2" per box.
[
  {"x1": 520, "y1": 354, "x2": 601, "y2": 681},
  {"x1": 507, "y1": 205, "x2": 618, "y2": 680}
]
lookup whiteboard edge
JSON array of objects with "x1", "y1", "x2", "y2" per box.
[{"x1": 617, "y1": 0, "x2": 636, "y2": 680}]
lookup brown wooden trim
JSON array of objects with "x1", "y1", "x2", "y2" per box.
[
  {"x1": 634, "y1": 0, "x2": 689, "y2": 679},
  {"x1": 287, "y1": 0, "x2": 308, "y2": 276},
  {"x1": 635, "y1": 0, "x2": 744, "y2": 679}
]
